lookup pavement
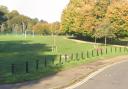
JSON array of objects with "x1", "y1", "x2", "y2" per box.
[
  {"x1": 74, "y1": 58, "x2": 128, "y2": 89},
  {"x1": 66, "y1": 37, "x2": 128, "y2": 47},
  {"x1": 0, "y1": 55, "x2": 128, "y2": 89}
]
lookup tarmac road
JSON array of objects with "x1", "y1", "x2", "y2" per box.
[{"x1": 74, "y1": 60, "x2": 128, "y2": 89}]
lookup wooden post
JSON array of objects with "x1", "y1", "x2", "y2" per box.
[
  {"x1": 81, "y1": 52, "x2": 84, "y2": 59},
  {"x1": 126, "y1": 48, "x2": 128, "y2": 52},
  {"x1": 26, "y1": 62, "x2": 29, "y2": 73},
  {"x1": 106, "y1": 48, "x2": 108, "y2": 54},
  {"x1": 59, "y1": 55, "x2": 62, "y2": 64},
  {"x1": 52, "y1": 57, "x2": 54, "y2": 64},
  {"x1": 87, "y1": 51, "x2": 89, "y2": 58},
  {"x1": 36, "y1": 60, "x2": 39, "y2": 70},
  {"x1": 92, "y1": 50, "x2": 94, "y2": 57},
  {"x1": 65, "y1": 54, "x2": 67, "y2": 62},
  {"x1": 11, "y1": 64, "x2": 15, "y2": 74},
  {"x1": 71, "y1": 53, "x2": 73, "y2": 60},
  {"x1": 120, "y1": 47, "x2": 121, "y2": 52},
  {"x1": 124, "y1": 47, "x2": 126, "y2": 52},
  {"x1": 111, "y1": 47, "x2": 113, "y2": 53},
  {"x1": 101, "y1": 49, "x2": 103, "y2": 55},
  {"x1": 97, "y1": 50, "x2": 99, "y2": 56},
  {"x1": 76, "y1": 53, "x2": 79, "y2": 60},
  {"x1": 115, "y1": 47, "x2": 117, "y2": 53},
  {"x1": 44, "y1": 56, "x2": 47, "y2": 67}
]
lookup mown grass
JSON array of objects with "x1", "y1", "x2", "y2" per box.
[{"x1": 0, "y1": 34, "x2": 127, "y2": 83}]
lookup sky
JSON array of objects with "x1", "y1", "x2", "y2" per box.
[{"x1": 0, "y1": 0, "x2": 69, "y2": 23}]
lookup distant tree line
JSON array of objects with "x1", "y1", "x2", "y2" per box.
[
  {"x1": 0, "y1": 5, "x2": 61, "y2": 35},
  {"x1": 61, "y1": 0, "x2": 128, "y2": 39}
]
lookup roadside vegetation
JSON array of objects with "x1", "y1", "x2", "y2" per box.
[
  {"x1": 0, "y1": 0, "x2": 128, "y2": 83},
  {"x1": 0, "y1": 35, "x2": 127, "y2": 83}
]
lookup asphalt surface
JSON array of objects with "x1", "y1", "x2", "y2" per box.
[{"x1": 74, "y1": 60, "x2": 128, "y2": 89}]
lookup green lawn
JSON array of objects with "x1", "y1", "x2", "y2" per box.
[{"x1": 0, "y1": 35, "x2": 127, "y2": 83}]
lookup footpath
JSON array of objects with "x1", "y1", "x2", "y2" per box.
[{"x1": 0, "y1": 55, "x2": 128, "y2": 89}]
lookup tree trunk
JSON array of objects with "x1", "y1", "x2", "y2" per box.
[
  {"x1": 25, "y1": 30, "x2": 26, "y2": 38},
  {"x1": 51, "y1": 24, "x2": 54, "y2": 52},
  {"x1": 105, "y1": 36, "x2": 107, "y2": 47},
  {"x1": 94, "y1": 37, "x2": 97, "y2": 48},
  {"x1": 33, "y1": 31, "x2": 35, "y2": 37}
]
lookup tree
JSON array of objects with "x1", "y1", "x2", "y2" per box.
[
  {"x1": 100, "y1": 21, "x2": 116, "y2": 46},
  {"x1": 61, "y1": 0, "x2": 110, "y2": 37},
  {"x1": 0, "y1": 23, "x2": 5, "y2": 32},
  {"x1": 61, "y1": 0, "x2": 95, "y2": 37},
  {"x1": 106, "y1": 1, "x2": 128, "y2": 37},
  {"x1": 51, "y1": 22, "x2": 60, "y2": 35},
  {"x1": 0, "y1": 5, "x2": 40, "y2": 34},
  {"x1": 32, "y1": 22, "x2": 51, "y2": 35},
  {"x1": 93, "y1": 28, "x2": 103, "y2": 48},
  {"x1": 7, "y1": 12, "x2": 33, "y2": 34},
  {"x1": 61, "y1": 0, "x2": 128, "y2": 39},
  {"x1": 8, "y1": 10, "x2": 19, "y2": 19},
  {"x1": 0, "y1": 5, "x2": 8, "y2": 24},
  {"x1": 93, "y1": 19, "x2": 116, "y2": 46}
]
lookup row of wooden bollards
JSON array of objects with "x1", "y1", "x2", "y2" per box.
[
  {"x1": 58, "y1": 47, "x2": 128, "y2": 64},
  {"x1": 11, "y1": 47, "x2": 128, "y2": 74}
]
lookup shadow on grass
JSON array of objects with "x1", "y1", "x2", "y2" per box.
[{"x1": 0, "y1": 40, "x2": 63, "y2": 88}]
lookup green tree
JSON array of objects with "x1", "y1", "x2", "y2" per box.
[
  {"x1": 0, "y1": 5, "x2": 8, "y2": 24},
  {"x1": 100, "y1": 21, "x2": 116, "y2": 46}
]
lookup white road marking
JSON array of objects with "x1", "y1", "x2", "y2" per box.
[{"x1": 65, "y1": 59, "x2": 128, "y2": 89}]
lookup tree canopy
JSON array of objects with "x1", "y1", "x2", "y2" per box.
[
  {"x1": 61, "y1": 0, "x2": 128, "y2": 38},
  {"x1": 0, "y1": 5, "x2": 60, "y2": 35}
]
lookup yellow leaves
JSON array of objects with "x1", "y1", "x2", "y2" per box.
[
  {"x1": 106, "y1": 1, "x2": 128, "y2": 32},
  {"x1": 125, "y1": 16, "x2": 128, "y2": 21},
  {"x1": 32, "y1": 23, "x2": 49, "y2": 32},
  {"x1": 32, "y1": 23, "x2": 41, "y2": 32},
  {"x1": 61, "y1": 0, "x2": 128, "y2": 36}
]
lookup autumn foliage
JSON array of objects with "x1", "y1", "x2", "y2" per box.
[{"x1": 61, "y1": 0, "x2": 128, "y2": 38}]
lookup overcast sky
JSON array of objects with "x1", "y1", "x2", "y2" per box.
[{"x1": 0, "y1": 0, "x2": 69, "y2": 22}]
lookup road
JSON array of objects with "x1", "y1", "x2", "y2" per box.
[{"x1": 74, "y1": 60, "x2": 128, "y2": 89}]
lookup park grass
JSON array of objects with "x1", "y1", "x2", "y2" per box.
[{"x1": 0, "y1": 34, "x2": 127, "y2": 83}]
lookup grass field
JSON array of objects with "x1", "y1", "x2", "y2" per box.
[{"x1": 0, "y1": 34, "x2": 127, "y2": 83}]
